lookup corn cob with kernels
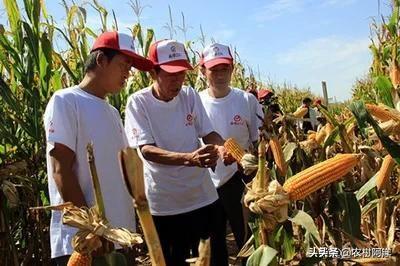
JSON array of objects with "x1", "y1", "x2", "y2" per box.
[
  {"x1": 376, "y1": 154, "x2": 396, "y2": 191},
  {"x1": 269, "y1": 136, "x2": 287, "y2": 177},
  {"x1": 224, "y1": 138, "x2": 246, "y2": 163},
  {"x1": 366, "y1": 103, "x2": 400, "y2": 122},
  {"x1": 283, "y1": 154, "x2": 360, "y2": 200},
  {"x1": 292, "y1": 107, "x2": 308, "y2": 118}
]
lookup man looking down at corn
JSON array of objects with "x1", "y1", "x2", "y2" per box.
[
  {"x1": 198, "y1": 43, "x2": 263, "y2": 266},
  {"x1": 43, "y1": 31, "x2": 154, "y2": 265},
  {"x1": 124, "y1": 39, "x2": 234, "y2": 266}
]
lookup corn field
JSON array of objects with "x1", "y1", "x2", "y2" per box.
[{"x1": 1, "y1": 0, "x2": 400, "y2": 265}]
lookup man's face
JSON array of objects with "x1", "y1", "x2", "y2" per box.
[
  {"x1": 153, "y1": 68, "x2": 187, "y2": 100},
  {"x1": 203, "y1": 63, "x2": 233, "y2": 89},
  {"x1": 98, "y1": 53, "x2": 134, "y2": 94}
]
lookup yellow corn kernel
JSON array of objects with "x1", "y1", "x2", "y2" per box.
[
  {"x1": 293, "y1": 107, "x2": 308, "y2": 118},
  {"x1": 269, "y1": 136, "x2": 287, "y2": 177},
  {"x1": 67, "y1": 251, "x2": 92, "y2": 266},
  {"x1": 376, "y1": 154, "x2": 396, "y2": 191},
  {"x1": 283, "y1": 154, "x2": 360, "y2": 200},
  {"x1": 224, "y1": 138, "x2": 246, "y2": 163}
]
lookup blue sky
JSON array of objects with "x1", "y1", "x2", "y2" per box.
[{"x1": 0, "y1": 0, "x2": 391, "y2": 101}]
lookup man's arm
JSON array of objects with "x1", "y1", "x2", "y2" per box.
[
  {"x1": 140, "y1": 143, "x2": 219, "y2": 168},
  {"x1": 49, "y1": 143, "x2": 86, "y2": 207}
]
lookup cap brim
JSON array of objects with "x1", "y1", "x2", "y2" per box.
[
  {"x1": 159, "y1": 60, "x2": 193, "y2": 73},
  {"x1": 120, "y1": 50, "x2": 154, "y2": 71},
  {"x1": 203, "y1": 58, "x2": 233, "y2": 69},
  {"x1": 258, "y1": 91, "x2": 269, "y2": 100}
]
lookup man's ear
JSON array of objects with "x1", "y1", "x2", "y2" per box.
[{"x1": 95, "y1": 51, "x2": 107, "y2": 68}]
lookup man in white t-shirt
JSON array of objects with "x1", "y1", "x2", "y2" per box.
[
  {"x1": 199, "y1": 43, "x2": 263, "y2": 266},
  {"x1": 124, "y1": 39, "x2": 234, "y2": 266},
  {"x1": 43, "y1": 31, "x2": 153, "y2": 265}
]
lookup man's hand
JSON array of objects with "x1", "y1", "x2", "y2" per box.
[
  {"x1": 217, "y1": 145, "x2": 236, "y2": 166},
  {"x1": 187, "y1": 144, "x2": 219, "y2": 168}
]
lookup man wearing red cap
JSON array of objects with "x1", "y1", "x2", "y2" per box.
[
  {"x1": 124, "y1": 40, "x2": 234, "y2": 266},
  {"x1": 43, "y1": 31, "x2": 153, "y2": 265},
  {"x1": 199, "y1": 43, "x2": 263, "y2": 265}
]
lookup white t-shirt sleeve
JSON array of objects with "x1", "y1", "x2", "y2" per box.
[
  {"x1": 44, "y1": 94, "x2": 77, "y2": 152},
  {"x1": 124, "y1": 96, "x2": 155, "y2": 148},
  {"x1": 247, "y1": 93, "x2": 263, "y2": 142},
  {"x1": 192, "y1": 89, "x2": 214, "y2": 138}
]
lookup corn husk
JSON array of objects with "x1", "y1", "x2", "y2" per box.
[{"x1": 244, "y1": 180, "x2": 290, "y2": 231}]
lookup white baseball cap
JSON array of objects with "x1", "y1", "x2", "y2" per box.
[
  {"x1": 200, "y1": 43, "x2": 233, "y2": 69},
  {"x1": 91, "y1": 31, "x2": 153, "y2": 71},
  {"x1": 148, "y1": 39, "x2": 193, "y2": 73}
]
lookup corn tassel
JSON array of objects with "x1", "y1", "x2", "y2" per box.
[
  {"x1": 376, "y1": 154, "x2": 396, "y2": 191},
  {"x1": 292, "y1": 107, "x2": 308, "y2": 118},
  {"x1": 283, "y1": 154, "x2": 360, "y2": 200},
  {"x1": 366, "y1": 104, "x2": 400, "y2": 122},
  {"x1": 67, "y1": 251, "x2": 92, "y2": 266},
  {"x1": 224, "y1": 138, "x2": 245, "y2": 163},
  {"x1": 269, "y1": 136, "x2": 287, "y2": 177}
]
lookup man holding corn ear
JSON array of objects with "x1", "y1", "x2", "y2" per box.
[
  {"x1": 43, "y1": 31, "x2": 154, "y2": 265},
  {"x1": 124, "y1": 39, "x2": 234, "y2": 266},
  {"x1": 198, "y1": 43, "x2": 263, "y2": 266}
]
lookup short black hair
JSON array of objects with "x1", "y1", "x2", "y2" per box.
[
  {"x1": 84, "y1": 48, "x2": 120, "y2": 73},
  {"x1": 303, "y1": 97, "x2": 312, "y2": 104},
  {"x1": 154, "y1": 65, "x2": 162, "y2": 74}
]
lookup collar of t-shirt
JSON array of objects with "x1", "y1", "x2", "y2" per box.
[
  {"x1": 202, "y1": 87, "x2": 233, "y2": 103},
  {"x1": 76, "y1": 87, "x2": 108, "y2": 104}
]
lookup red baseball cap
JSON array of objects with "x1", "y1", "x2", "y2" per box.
[
  {"x1": 148, "y1": 40, "x2": 193, "y2": 73},
  {"x1": 200, "y1": 43, "x2": 233, "y2": 68},
  {"x1": 257, "y1": 89, "x2": 273, "y2": 101},
  {"x1": 91, "y1": 31, "x2": 153, "y2": 71}
]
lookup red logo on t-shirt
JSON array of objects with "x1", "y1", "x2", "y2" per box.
[
  {"x1": 185, "y1": 114, "x2": 194, "y2": 126},
  {"x1": 230, "y1": 114, "x2": 244, "y2": 125},
  {"x1": 49, "y1": 120, "x2": 55, "y2": 133}
]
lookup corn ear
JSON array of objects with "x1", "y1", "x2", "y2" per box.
[
  {"x1": 315, "y1": 127, "x2": 327, "y2": 144},
  {"x1": 283, "y1": 154, "x2": 360, "y2": 200},
  {"x1": 269, "y1": 136, "x2": 287, "y2": 177},
  {"x1": 366, "y1": 103, "x2": 400, "y2": 122},
  {"x1": 376, "y1": 154, "x2": 396, "y2": 191},
  {"x1": 293, "y1": 107, "x2": 308, "y2": 118},
  {"x1": 67, "y1": 251, "x2": 92, "y2": 266},
  {"x1": 307, "y1": 132, "x2": 317, "y2": 140},
  {"x1": 390, "y1": 60, "x2": 400, "y2": 88},
  {"x1": 224, "y1": 138, "x2": 246, "y2": 163}
]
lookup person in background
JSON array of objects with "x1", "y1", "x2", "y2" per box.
[
  {"x1": 298, "y1": 97, "x2": 317, "y2": 134},
  {"x1": 199, "y1": 43, "x2": 263, "y2": 266}
]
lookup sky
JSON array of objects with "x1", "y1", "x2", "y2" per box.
[{"x1": 0, "y1": 0, "x2": 393, "y2": 101}]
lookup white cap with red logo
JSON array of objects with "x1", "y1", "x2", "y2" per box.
[
  {"x1": 200, "y1": 43, "x2": 233, "y2": 69},
  {"x1": 148, "y1": 39, "x2": 193, "y2": 73},
  {"x1": 91, "y1": 31, "x2": 154, "y2": 71}
]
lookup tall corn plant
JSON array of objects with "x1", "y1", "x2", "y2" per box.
[{"x1": 0, "y1": 0, "x2": 59, "y2": 264}]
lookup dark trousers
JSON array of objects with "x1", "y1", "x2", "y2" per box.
[
  {"x1": 153, "y1": 201, "x2": 218, "y2": 266},
  {"x1": 211, "y1": 171, "x2": 247, "y2": 266}
]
